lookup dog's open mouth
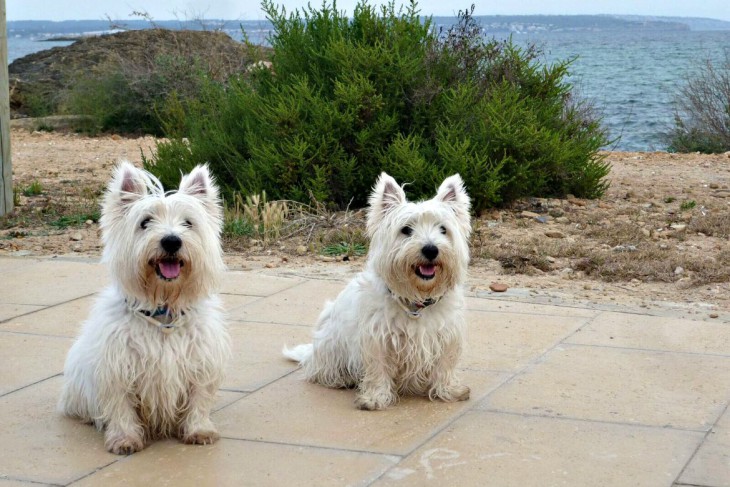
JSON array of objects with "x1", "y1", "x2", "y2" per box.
[
  {"x1": 155, "y1": 258, "x2": 184, "y2": 281},
  {"x1": 415, "y1": 264, "x2": 437, "y2": 281}
]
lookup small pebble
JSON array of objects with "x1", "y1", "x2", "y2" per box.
[
  {"x1": 709, "y1": 313, "x2": 719, "y2": 319},
  {"x1": 489, "y1": 282, "x2": 509, "y2": 292}
]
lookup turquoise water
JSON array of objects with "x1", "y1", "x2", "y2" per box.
[{"x1": 8, "y1": 27, "x2": 730, "y2": 151}]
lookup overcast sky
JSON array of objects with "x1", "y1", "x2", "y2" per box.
[{"x1": 7, "y1": 0, "x2": 730, "y2": 22}]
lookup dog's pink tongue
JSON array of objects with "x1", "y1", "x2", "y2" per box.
[
  {"x1": 159, "y1": 260, "x2": 181, "y2": 279},
  {"x1": 419, "y1": 264, "x2": 436, "y2": 277}
]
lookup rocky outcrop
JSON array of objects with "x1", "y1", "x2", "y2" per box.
[{"x1": 9, "y1": 29, "x2": 261, "y2": 117}]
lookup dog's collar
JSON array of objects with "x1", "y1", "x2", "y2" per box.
[
  {"x1": 389, "y1": 290, "x2": 442, "y2": 319},
  {"x1": 125, "y1": 299, "x2": 187, "y2": 334}
]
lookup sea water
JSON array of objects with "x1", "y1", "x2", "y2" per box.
[{"x1": 7, "y1": 26, "x2": 730, "y2": 152}]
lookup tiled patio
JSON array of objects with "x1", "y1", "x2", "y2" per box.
[{"x1": 0, "y1": 255, "x2": 728, "y2": 486}]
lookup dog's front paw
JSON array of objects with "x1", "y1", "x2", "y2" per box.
[
  {"x1": 431, "y1": 384, "x2": 470, "y2": 403},
  {"x1": 105, "y1": 432, "x2": 145, "y2": 455},
  {"x1": 183, "y1": 429, "x2": 220, "y2": 445},
  {"x1": 355, "y1": 391, "x2": 397, "y2": 411}
]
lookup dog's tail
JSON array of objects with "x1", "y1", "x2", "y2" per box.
[{"x1": 282, "y1": 343, "x2": 313, "y2": 364}]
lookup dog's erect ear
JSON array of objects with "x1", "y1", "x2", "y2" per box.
[
  {"x1": 179, "y1": 165, "x2": 218, "y2": 199},
  {"x1": 435, "y1": 174, "x2": 472, "y2": 235},
  {"x1": 179, "y1": 165, "x2": 222, "y2": 218},
  {"x1": 107, "y1": 161, "x2": 148, "y2": 208},
  {"x1": 367, "y1": 172, "x2": 406, "y2": 234}
]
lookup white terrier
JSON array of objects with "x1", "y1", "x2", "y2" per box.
[
  {"x1": 59, "y1": 162, "x2": 230, "y2": 454},
  {"x1": 284, "y1": 173, "x2": 472, "y2": 410}
]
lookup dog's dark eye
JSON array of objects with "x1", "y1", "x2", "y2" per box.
[
  {"x1": 140, "y1": 217, "x2": 152, "y2": 230},
  {"x1": 183, "y1": 219, "x2": 193, "y2": 228},
  {"x1": 401, "y1": 226, "x2": 413, "y2": 236},
  {"x1": 440, "y1": 225, "x2": 447, "y2": 235}
]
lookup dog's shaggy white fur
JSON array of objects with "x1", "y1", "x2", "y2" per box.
[
  {"x1": 58, "y1": 162, "x2": 229, "y2": 454},
  {"x1": 284, "y1": 172, "x2": 472, "y2": 410}
]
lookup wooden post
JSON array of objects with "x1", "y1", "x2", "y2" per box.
[{"x1": 0, "y1": 0, "x2": 12, "y2": 216}]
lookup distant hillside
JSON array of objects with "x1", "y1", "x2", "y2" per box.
[{"x1": 431, "y1": 14, "x2": 730, "y2": 33}]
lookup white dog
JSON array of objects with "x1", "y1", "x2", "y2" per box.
[
  {"x1": 59, "y1": 162, "x2": 230, "y2": 454},
  {"x1": 284, "y1": 173, "x2": 472, "y2": 410}
]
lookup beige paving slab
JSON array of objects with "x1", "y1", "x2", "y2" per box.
[
  {"x1": 214, "y1": 390, "x2": 247, "y2": 412},
  {"x1": 0, "y1": 296, "x2": 94, "y2": 337},
  {"x1": 215, "y1": 369, "x2": 506, "y2": 455},
  {"x1": 679, "y1": 407, "x2": 730, "y2": 487},
  {"x1": 375, "y1": 411, "x2": 703, "y2": 487},
  {"x1": 0, "y1": 479, "x2": 54, "y2": 487},
  {"x1": 0, "y1": 377, "x2": 118, "y2": 485},
  {"x1": 219, "y1": 271, "x2": 303, "y2": 297},
  {"x1": 0, "y1": 256, "x2": 31, "y2": 273},
  {"x1": 231, "y1": 279, "x2": 345, "y2": 326},
  {"x1": 224, "y1": 321, "x2": 313, "y2": 392},
  {"x1": 0, "y1": 260, "x2": 108, "y2": 306},
  {"x1": 465, "y1": 296, "x2": 597, "y2": 318},
  {"x1": 463, "y1": 309, "x2": 589, "y2": 371},
  {"x1": 0, "y1": 333, "x2": 70, "y2": 396},
  {"x1": 73, "y1": 438, "x2": 398, "y2": 487},
  {"x1": 483, "y1": 344, "x2": 730, "y2": 429},
  {"x1": 0, "y1": 304, "x2": 44, "y2": 322},
  {"x1": 567, "y1": 310, "x2": 730, "y2": 355},
  {"x1": 219, "y1": 293, "x2": 261, "y2": 314}
]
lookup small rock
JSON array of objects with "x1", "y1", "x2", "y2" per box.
[
  {"x1": 546, "y1": 256, "x2": 556, "y2": 263},
  {"x1": 669, "y1": 223, "x2": 687, "y2": 232},
  {"x1": 33, "y1": 245, "x2": 42, "y2": 251},
  {"x1": 709, "y1": 183, "x2": 719, "y2": 189},
  {"x1": 641, "y1": 228, "x2": 651, "y2": 237},
  {"x1": 264, "y1": 262, "x2": 276, "y2": 268},
  {"x1": 544, "y1": 231, "x2": 565, "y2": 239},
  {"x1": 520, "y1": 211, "x2": 540, "y2": 219},
  {"x1": 674, "y1": 266, "x2": 684, "y2": 275},
  {"x1": 548, "y1": 209, "x2": 564, "y2": 218},
  {"x1": 489, "y1": 282, "x2": 509, "y2": 292},
  {"x1": 535, "y1": 216, "x2": 549, "y2": 224},
  {"x1": 612, "y1": 244, "x2": 637, "y2": 252},
  {"x1": 711, "y1": 190, "x2": 730, "y2": 198},
  {"x1": 659, "y1": 243, "x2": 669, "y2": 250},
  {"x1": 709, "y1": 313, "x2": 719, "y2": 319},
  {"x1": 85, "y1": 219, "x2": 94, "y2": 225},
  {"x1": 555, "y1": 216, "x2": 570, "y2": 224},
  {"x1": 71, "y1": 243, "x2": 83, "y2": 252},
  {"x1": 70, "y1": 232, "x2": 83, "y2": 241},
  {"x1": 296, "y1": 245, "x2": 307, "y2": 255},
  {"x1": 570, "y1": 199, "x2": 586, "y2": 207}
]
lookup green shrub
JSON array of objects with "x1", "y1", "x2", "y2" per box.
[
  {"x1": 668, "y1": 52, "x2": 730, "y2": 153},
  {"x1": 148, "y1": 1, "x2": 609, "y2": 211},
  {"x1": 63, "y1": 54, "x2": 209, "y2": 135}
]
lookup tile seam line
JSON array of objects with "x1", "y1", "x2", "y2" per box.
[
  {"x1": 369, "y1": 312, "x2": 603, "y2": 484},
  {"x1": 364, "y1": 374, "x2": 514, "y2": 486},
  {"x1": 672, "y1": 401, "x2": 730, "y2": 486},
  {"x1": 478, "y1": 408, "x2": 711, "y2": 433},
  {"x1": 0, "y1": 474, "x2": 64, "y2": 486},
  {"x1": 0, "y1": 292, "x2": 97, "y2": 324},
  {"x1": 65, "y1": 458, "x2": 124, "y2": 486},
  {"x1": 468, "y1": 296, "x2": 716, "y2": 320},
  {"x1": 0, "y1": 373, "x2": 61, "y2": 399},
  {"x1": 0, "y1": 329, "x2": 75, "y2": 339},
  {"x1": 560, "y1": 341, "x2": 730, "y2": 358},
  {"x1": 218, "y1": 435, "x2": 404, "y2": 460}
]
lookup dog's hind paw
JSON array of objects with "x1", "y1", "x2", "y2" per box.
[
  {"x1": 183, "y1": 429, "x2": 220, "y2": 445},
  {"x1": 105, "y1": 433, "x2": 144, "y2": 455}
]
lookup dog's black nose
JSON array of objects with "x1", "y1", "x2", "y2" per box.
[
  {"x1": 421, "y1": 244, "x2": 439, "y2": 261},
  {"x1": 161, "y1": 235, "x2": 182, "y2": 254}
]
